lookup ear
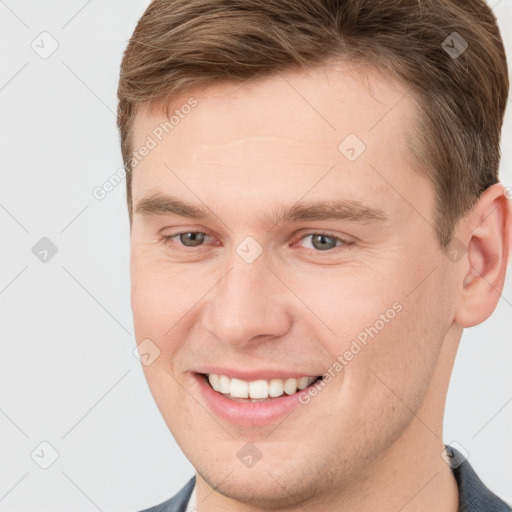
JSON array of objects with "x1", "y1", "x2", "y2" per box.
[{"x1": 453, "y1": 183, "x2": 512, "y2": 328}]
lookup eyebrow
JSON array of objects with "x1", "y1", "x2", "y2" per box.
[{"x1": 134, "y1": 192, "x2": 388, "y2": 226}]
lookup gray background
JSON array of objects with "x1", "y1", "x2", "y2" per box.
[{"x1": 0, "y1": 1, "x2": 510, "y2": 510}]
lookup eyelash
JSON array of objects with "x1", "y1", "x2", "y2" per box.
[{"x1": 160, "y1": 230, "x2": 353, "y2": 253}]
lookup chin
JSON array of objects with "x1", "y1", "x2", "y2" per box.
[
  {"x1": 189, "y1": 443, "x2": 344, "y2": 510},
  {"x1": 198, "y1": 466, "x2": 322, "y2": 508}
]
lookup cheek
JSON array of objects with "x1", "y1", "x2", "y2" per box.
[
  {"x1": 302, "y1": 254, "x2": 451, "y2": 393},
  {"x1": 353, "y1": 267, "x2": 452, "y2": 409},
  {"x1": 286, "y1": 263, "x2": 405, "y2": 352},
  {"x1": 130, "y1": 251, "x2": 194, "y2": 337},
  {"x1": 130, "y1": 252, "x2": 220, "y2": 375},
  {"x1": 130, "y1": 255, "x2": 182, "y2": 376}
]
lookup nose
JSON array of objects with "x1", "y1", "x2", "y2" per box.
[{"x1": 200, "y1": 252, "x2": 292, "y2": 348}]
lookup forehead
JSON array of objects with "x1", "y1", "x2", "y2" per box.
[{"x1": 130, "y1": 60, "x2": 426, "y2": 224}]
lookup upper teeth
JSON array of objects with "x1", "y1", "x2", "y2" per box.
[{"x1": 207, "y1": 374, "x2": 317, "y2": 399}]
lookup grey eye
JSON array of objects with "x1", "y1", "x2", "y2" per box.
[
  {"x1": 179, "y1": 232, "x2": 207, "y2": 246},
  {"x1": 306, "y1": 234, "x2": 339, "y2": 251}
]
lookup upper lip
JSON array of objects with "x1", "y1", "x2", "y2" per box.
[{"x1": 194, "y1": 366, "x2": 322, "y2": 381}]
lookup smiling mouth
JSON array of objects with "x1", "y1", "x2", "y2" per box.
[{"x1": 201, "y1": 373, "x2": 323, "y2": 402}]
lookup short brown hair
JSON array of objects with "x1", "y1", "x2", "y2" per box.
[{"x1": 117, "y1": 0, "x2": 508, "y2": 247}]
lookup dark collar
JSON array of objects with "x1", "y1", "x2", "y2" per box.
[{"x1": 450, "y1": 447, "x2": 511, "y2": 511}]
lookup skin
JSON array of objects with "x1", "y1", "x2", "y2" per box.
[{"x1": 129, "y1": 60, "x2": 511, "y2": 512}]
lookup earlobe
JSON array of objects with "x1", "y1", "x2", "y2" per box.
[{"x1": 453, "y1": 183, "x2": 511, "y2": 328}]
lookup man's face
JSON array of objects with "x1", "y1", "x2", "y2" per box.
[{"x1": 130, "y1": 62, "x2": 458, "y2": 506}]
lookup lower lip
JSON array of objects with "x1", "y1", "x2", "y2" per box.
[{"x1": 194, "y1": 373, "x2": 312, "y2": 426}]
